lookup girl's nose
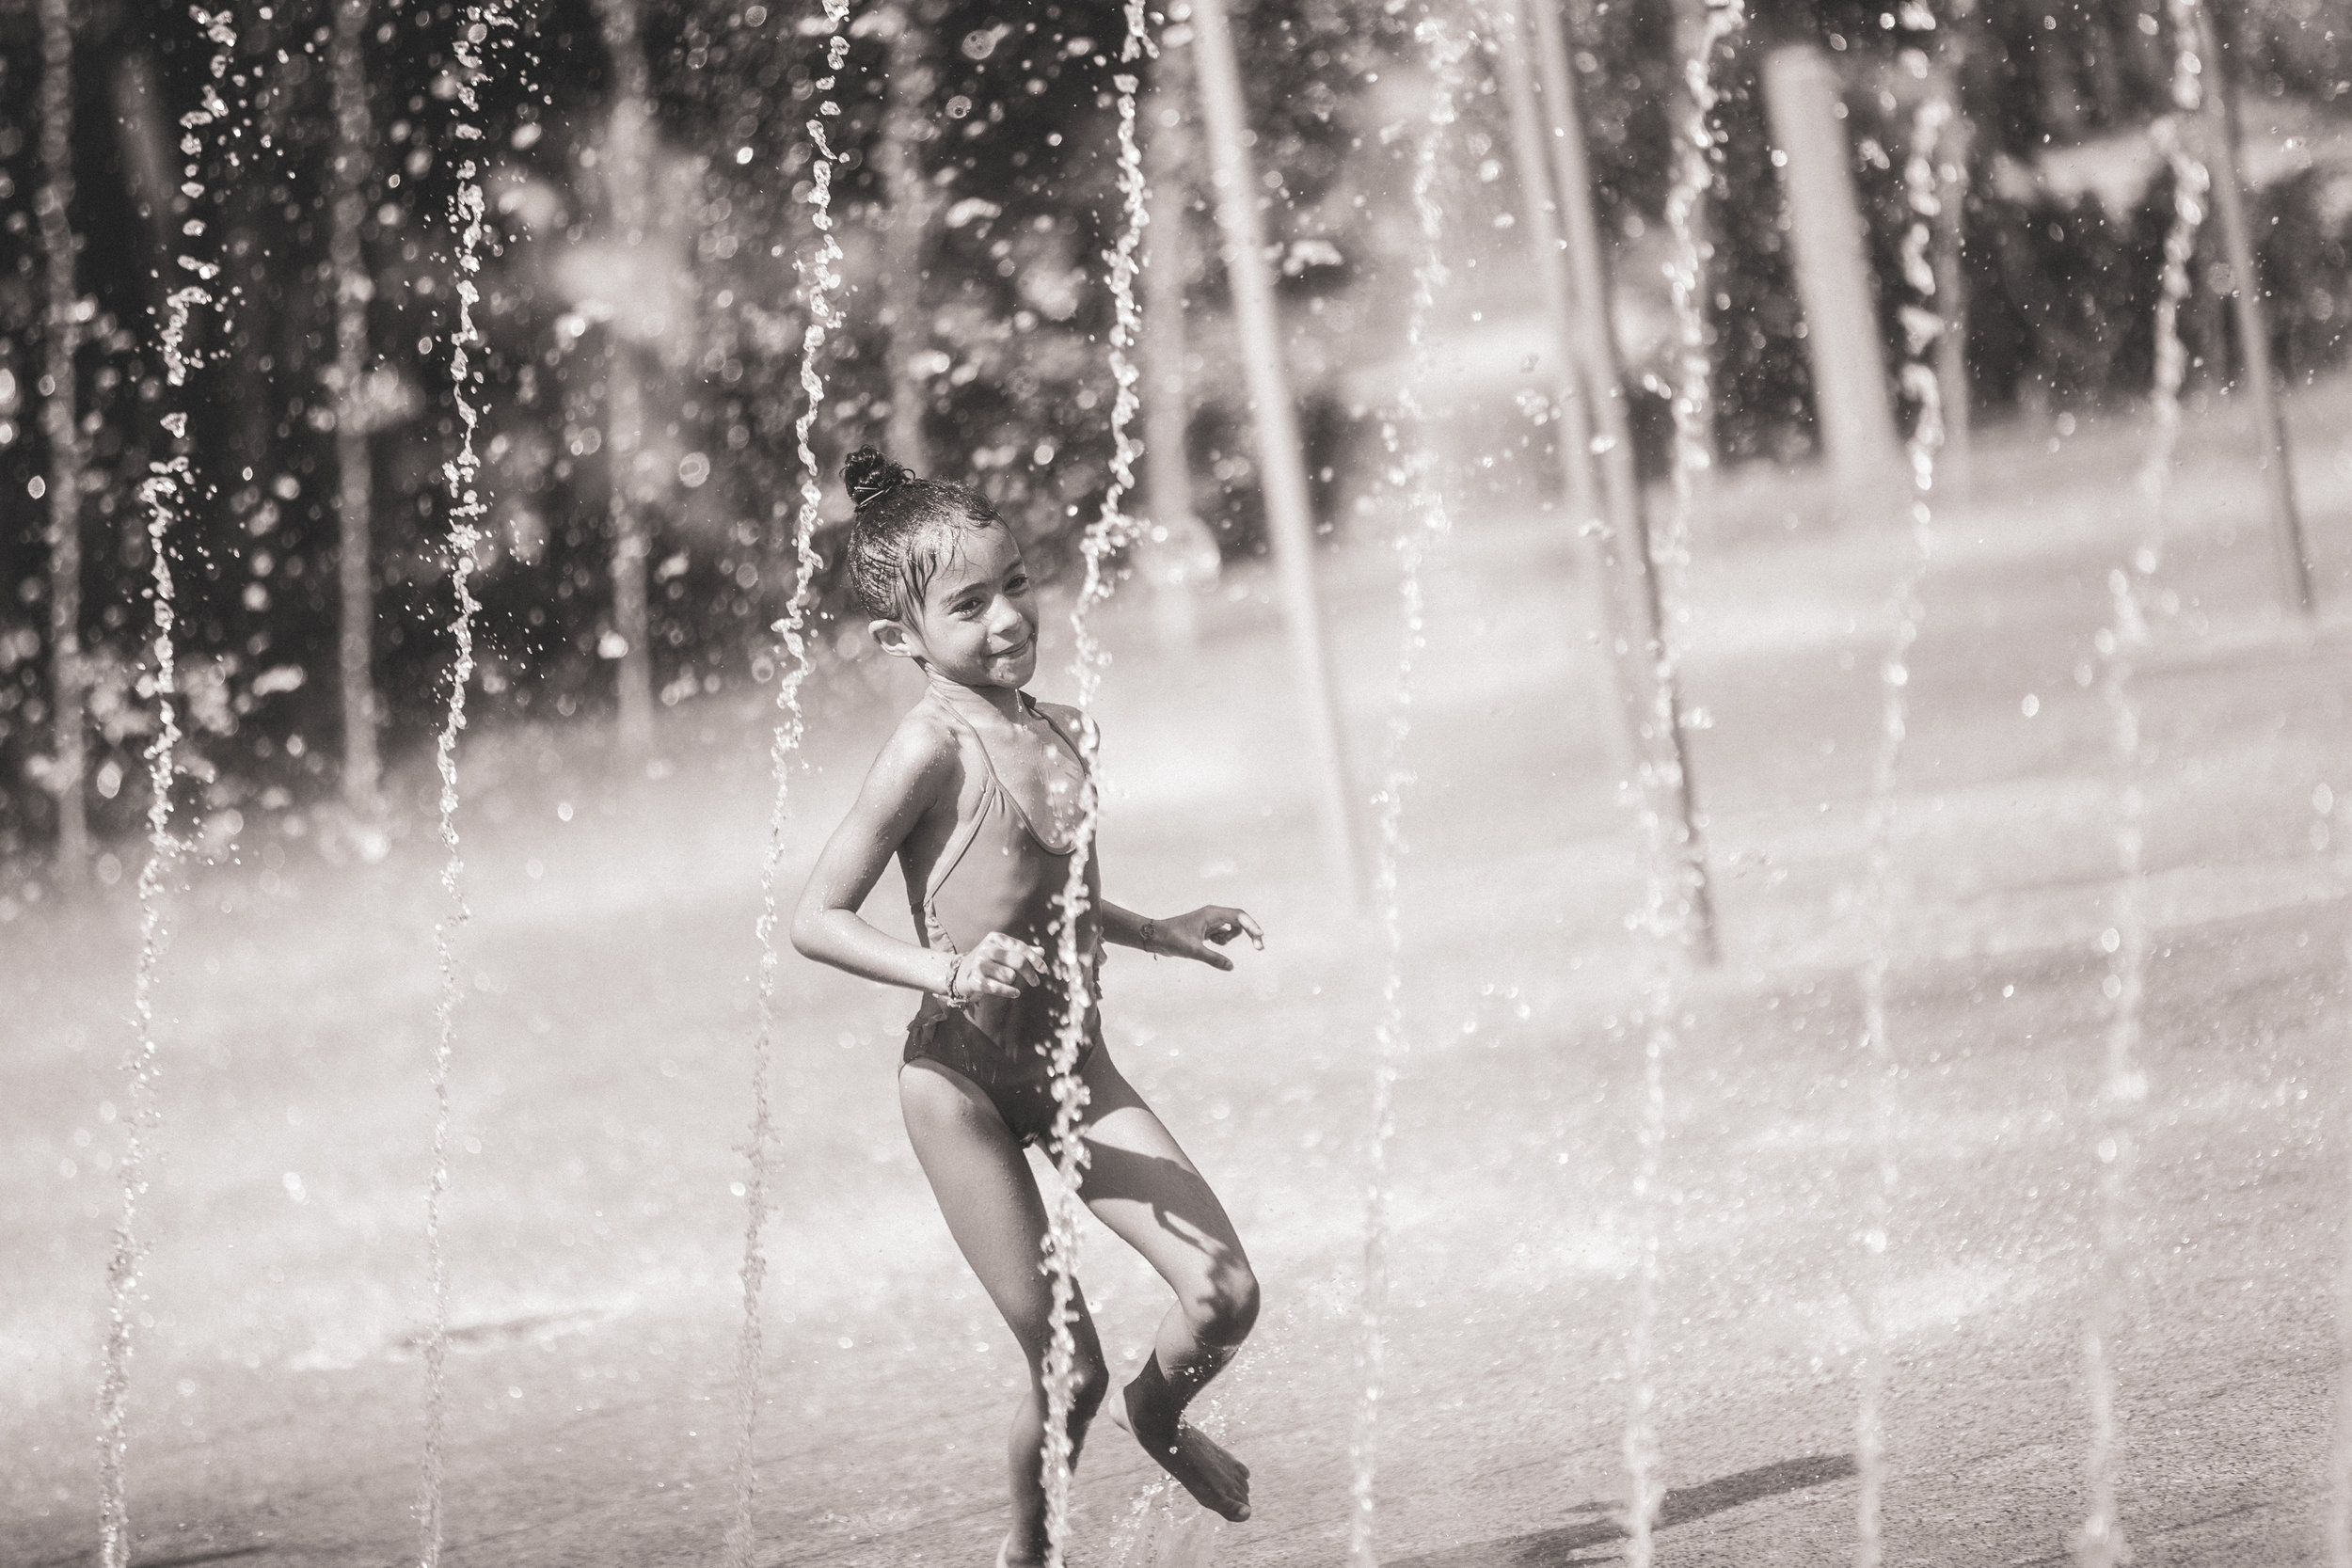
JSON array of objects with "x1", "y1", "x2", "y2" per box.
[{"x1": 987, "y1": 597, "x2": 1027, "y2": 638}]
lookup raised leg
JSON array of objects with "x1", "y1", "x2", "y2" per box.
[
  {"x1": 901, "y1": 1060, "x2": 1110, "y2": 1566},
  {"x1": 1058, "y1": 1047, "x2": 1259, "y2": 1522}
]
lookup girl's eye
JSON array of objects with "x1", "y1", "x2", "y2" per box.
[{"x1": 1007, "y1": 575, "x2": 1031, "y2": 594}]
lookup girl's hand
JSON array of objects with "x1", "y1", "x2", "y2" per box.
[
  {"x1": 1149, "y1": 907, "x2": 1264, "y2": 972},
  {"x1": 947, "y1": 931, "x2": 1047, "y2": 1002}
]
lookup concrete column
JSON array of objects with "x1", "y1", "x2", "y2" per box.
[
  {"x1": 1189, "y1": 0, "x2": 1364, "y2": 899},
  {"x1": 1761, "y1": 43, "x2": 1905, "y2": 519}
]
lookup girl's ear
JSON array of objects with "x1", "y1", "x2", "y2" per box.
[{"x1": 870, "y1": 618, "x2": 922, "y2": 662}]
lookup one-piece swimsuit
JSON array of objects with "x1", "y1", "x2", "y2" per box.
[{"x1": 901, "y1": 690, "x2": 1102, "y2": 1146}]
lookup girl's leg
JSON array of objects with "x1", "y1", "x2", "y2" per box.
[
  {"x1": 901, "y1": 1061, "x2": 1110, "y2": 1565},
  {"x1": 1059, "y1": 1046, "x2": 1259, "y2": 1521}
]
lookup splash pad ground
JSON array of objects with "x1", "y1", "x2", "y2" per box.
[{"x1": 8, "y1": 384, "x2": 2352, "y2": 1567}]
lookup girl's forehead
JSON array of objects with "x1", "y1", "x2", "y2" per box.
[{"x1": 923, "y1": 523, "x2": 1023, "y2": 598}]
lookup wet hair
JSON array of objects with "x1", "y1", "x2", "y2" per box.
[{"x1": 840, "y1": 446, "x2": 1009, "y2": 620}]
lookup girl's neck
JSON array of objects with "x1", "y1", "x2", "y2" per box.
[{"x1": 925, "y1": 669, "x2": 1028, "y2": 722}]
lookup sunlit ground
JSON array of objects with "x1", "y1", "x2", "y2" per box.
[{"x1": 8, "y1": 381, "x2": 2352, "y2": 1566}]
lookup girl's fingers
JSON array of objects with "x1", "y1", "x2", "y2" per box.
[{"x1": 1200, "y1": 908, "x2": 1263, "y2": 951}]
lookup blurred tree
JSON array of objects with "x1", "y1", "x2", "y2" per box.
[
  {"x1": 6, "y1": 0, "x2": 2352, "y2": 879},
  {"x1": 868, "y1": 0, "x2": 940, "y2": 471},
  {"x1": 593, "y1": 0, "x2": 660, "y2": 757}
]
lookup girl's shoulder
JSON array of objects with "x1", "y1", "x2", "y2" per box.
[{"x1": 860, "y1": 698, "x2": 968, "y2": 804}]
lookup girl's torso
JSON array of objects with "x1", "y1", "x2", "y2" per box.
[{"x1": 898, "y1": 688, "x2": 1101, "y2": 1049}]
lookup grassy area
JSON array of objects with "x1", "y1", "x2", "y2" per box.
[{"x1": 6, "y1": 382, "x2": 2352, "y2": 1566}]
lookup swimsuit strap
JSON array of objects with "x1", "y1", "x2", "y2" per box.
[
  {"x1": 918, "y1": 697, "x2": 1001, "y2": 943},
  {"x1": 1014, "y1": 694, "x2": 1091, "y2": 855},
  {"x1": 932, "y1": 691, "x2": 1087, "y2": 856}
]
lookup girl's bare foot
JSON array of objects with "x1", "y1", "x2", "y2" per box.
[{"x1": 1110, "y1": 1379, "x2": 1252, "y2": 1522}]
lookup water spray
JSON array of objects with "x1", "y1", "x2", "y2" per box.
[
  {"x1": 413, "y1": 5, "x2": 518, "y2": 1562},
  {"x1": 1851, "y1": 16, "x2": 1950, "y2": 1563},
  {"x1": 2076, "y1": 7, "x2": 2208, "y2": 1564},
  {"x1": 1037, "y1": 8, "x2": 1158, "y2": 1557},
  {"x1": 724, "y1": 6, "x2": 853, "y2": 1561},
  {"x1": 1622, "y1": 5, "x2": 1743, "y2": 1560},
  {"x1": 96, "y1": 9, "x2": 238, "y2": 1564},
  {"x1": 1347, "y1": 16, "x2": 1467, "y2": 1566}
]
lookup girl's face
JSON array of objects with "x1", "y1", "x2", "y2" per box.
[{"x1": 875, "y1": 523, "x2": 1039, "y2": 689}]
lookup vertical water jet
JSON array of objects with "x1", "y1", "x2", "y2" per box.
[
  {"x1": 96, "y1": 8, "x2": 237, "y2": 1562},
  {"x1": 414, "y1": 3, "x2": 517, "y2": 1560},
  {"x1": 1851, "y1": 18, "x2": 1952, "y2": 1565},
  {"x1": 1485, "y1": 0, "x2": 1635, "y2": 788},
  {"x1": 2079, "y1": 5, "x2": 2208, "y2": 1562},
  {"x1": 1524, "y1": 0, "x2": 1721, "y2": 964},
  {"x1": 725, "y1": 7, "x2": 853, "y2": 1561},
  {"x1": 1621, "y1": 8, "x2": 1743, "y2": 1561},
  {"x1": 1347, "y1": 20, "x2": 1466, "y2": 1566},
  {"x1": 1039, "y1": 9, "x2": 1157, "y2": 1556}
]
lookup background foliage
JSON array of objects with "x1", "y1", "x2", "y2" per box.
[{"x1": 1, "y1": 0, "x2": 2348, "y2": 866}]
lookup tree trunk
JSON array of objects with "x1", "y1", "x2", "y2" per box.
[
  {"x1": 328, "y1": 0, "x2": 382, "y2": 814},
  {"x1": 39, "y1": 0, "x2": 88, "y2": 882},
  {"x1": 595, "y1": 0, "x2": 658, "y2": 756},
  {"x1": 874, "y1": 4, "x2": 936, "y2": 472}
]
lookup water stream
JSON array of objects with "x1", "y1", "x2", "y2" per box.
[
  {"x1": 2078, "y1": 7, "x2": 2209, "y2": 1563},
  {"x1": 1851, "y1": 23, "x2": 1950, "y2": 1563},
  {"x1": 1346, "y1": 16, "x2": 1467, "y2": 1566},
  {"x1": 1037, "y1": 8, "x2": 1158, "y2": 1559},
  {"x1": 1622, "y1": 6, "x2": 1743, "y2": 1560},
  {"x1": 724, "y1": 6, "x2": 854, "y2": 1562},
  {"x1": 96, "y1": 8, "x2": 239, "y2": 1564},
  {"x1": 414, "y1": 6, "x2": 516, "y2": 1561}
]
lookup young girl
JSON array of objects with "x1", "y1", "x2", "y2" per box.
[{"x1": 790, "y1": 447, "x2": 1263, "y2": 1562}]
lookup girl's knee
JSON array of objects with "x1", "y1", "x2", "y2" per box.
[
  {"x1": 1186, "y1": 1265, "x2": 1260, "y2": 1347},
  {"x1": 1025, "y1": 1339, "x2": 1110, "y2": 1415}
]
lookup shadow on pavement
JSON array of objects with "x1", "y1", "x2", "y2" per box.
[{"x1": 1383, "y1": 1453, "x2": 1858, "y2": 1565}]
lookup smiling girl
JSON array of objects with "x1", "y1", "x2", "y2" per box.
[{"x1": 790, "y1": 447, "x2": 1262, "y2": 1562}]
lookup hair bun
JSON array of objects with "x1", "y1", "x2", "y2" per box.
[{"x1": 843, "y1": 446, "x2": 912, "y2": 511}]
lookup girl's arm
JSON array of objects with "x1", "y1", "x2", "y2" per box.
[
  {"x1": 790, "y1": 721, "x2": 1041, "y2": 1002},
  {"x1": 1100, "y1": 900, "x2": 1264, "y2": 972}
]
